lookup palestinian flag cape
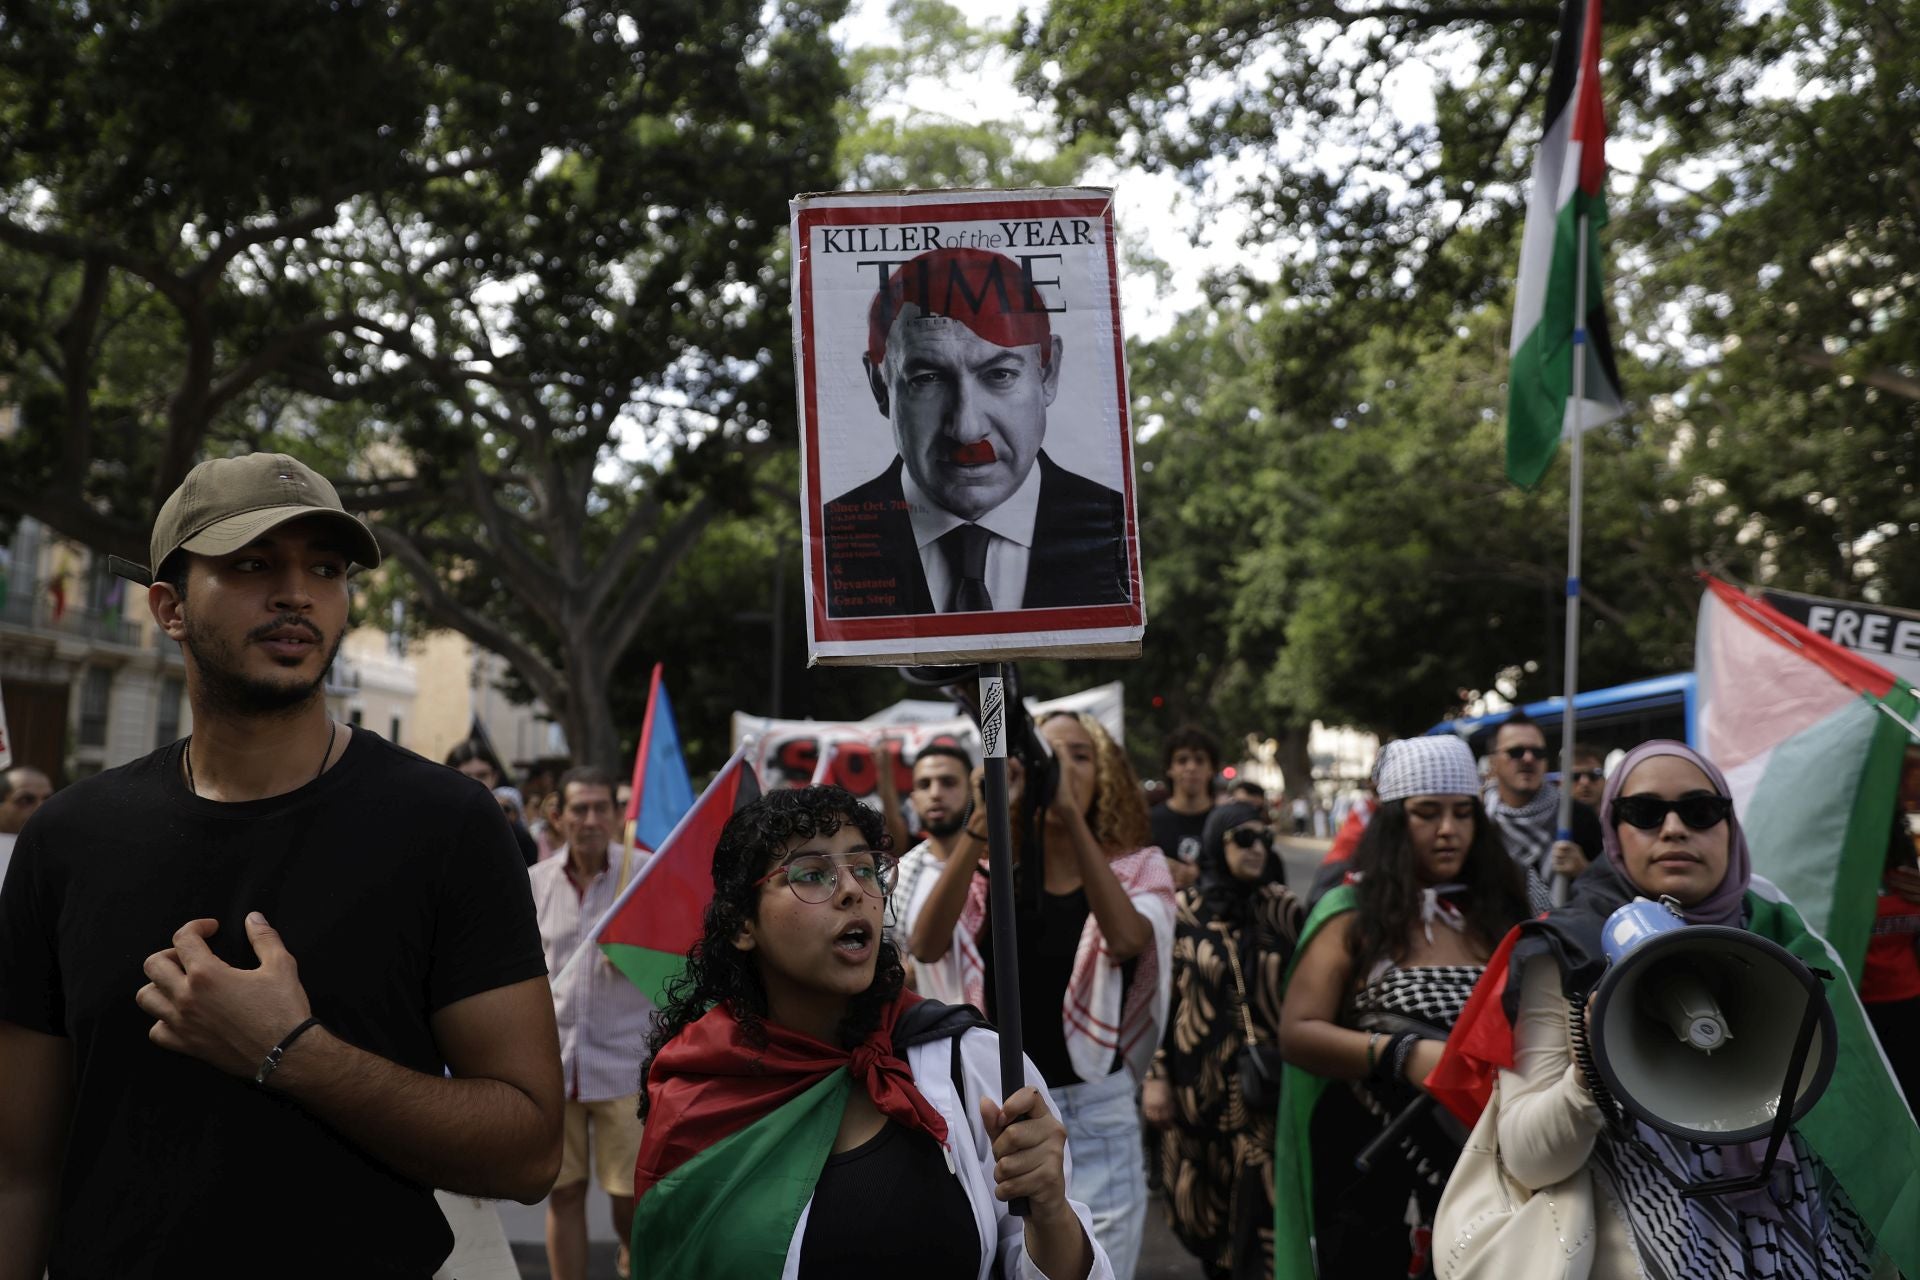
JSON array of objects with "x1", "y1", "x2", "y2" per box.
[
  {"x1": 589, "y1": 749, "x2": 759, "y2": 1005},
  {"x1": 1506, "y1": 0, "x2": 1625, "y2": 487},
  {"x1": 630, "y1": 993, "x2": 949, "y2": 1279},
  {"x1": 1425, "y1": 875, "x2": 1920, "y2": 1277},
  {"x1": 1271, "y1": 885, "x2": 1355, "y2": 1280},
  {"x1": 1696, "y1": 575, "x2": 1919, "y2": 980}
]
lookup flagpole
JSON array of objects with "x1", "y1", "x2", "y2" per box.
[
  {"x1": 1553, "y1": 212, "x2": 1590, "y2": 907},
  {"x1": 977, "y1": 662, "x2": 1030, "y2": 1219}
]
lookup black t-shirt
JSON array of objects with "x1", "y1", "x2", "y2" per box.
[
  {"x1": 980, "y1": 887, "x2": 1134, "y2": 1087},
  {"x1": 798, "y1": 1120, "x2": 980, "y2": 1277},
  {"x1": 0, "y1": 728, "x2": 547, "y2": 1279},
  {"x1": 1149, "y1": 802, "x2": 1210, "y2": 867}
]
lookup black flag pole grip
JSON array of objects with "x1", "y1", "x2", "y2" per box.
[{"x1": 979, "y1": 662, "x2": 1030, "y2": 1218}]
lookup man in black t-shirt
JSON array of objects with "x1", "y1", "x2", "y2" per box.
[
  {"x1": 1146, "y1": 725, "x2": 1219, "y2": 890},
  {"x1": 0, "y1": 454, "x2": 563, "y2": 1280}
]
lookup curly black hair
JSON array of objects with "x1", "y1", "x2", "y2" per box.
[
  {"x1": 1346, "y1": 796, "x2": 1530, "y2": 978},
  {"x1": 637, "y1": 785, "x2": 902, "y2": 1118}
]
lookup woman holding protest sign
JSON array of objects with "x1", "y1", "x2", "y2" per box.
[
  {"x1": 911, "y1": 710, "x2": 1176, "y2": 1280},
  {"x1": 632, "y1": 784, "x2": 1108, "y2": 1279}
]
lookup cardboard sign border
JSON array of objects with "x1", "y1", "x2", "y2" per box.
[{"x1": 791, "y1": 188, "x2": 1145, "y2": 667}]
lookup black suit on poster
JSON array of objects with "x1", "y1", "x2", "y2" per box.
[{"x1": 821, "y1": 450, "x2": 1129, "y2": 618}]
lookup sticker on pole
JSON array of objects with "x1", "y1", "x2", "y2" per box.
[
  {"x1": 790, "y1": 187, "x2": 1145, "y2": 666},
  {"x1": 979, "y1": 676, "x2": 1006, "y2": 759}
]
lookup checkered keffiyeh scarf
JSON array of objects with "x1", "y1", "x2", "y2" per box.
[
  {"x1": 1482, "y1": 782, "x2": 1557, "y2": 913},
  {"x1": 1373, "y1": 737, "x2": 1481, "y2": 804}
]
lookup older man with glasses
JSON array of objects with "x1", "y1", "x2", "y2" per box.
[{"x1": 1480, "y1": 711, "x2": 1591, "y2": 911}]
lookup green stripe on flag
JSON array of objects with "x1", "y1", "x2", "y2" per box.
[
  {"x1": 633, "y1": 1068, "x2": 850, "y2": 1280},
  {"x1": 1746, "y1": 888, "x2": 1920, "y2": 1274},
  {"x1": 1507, "y1": 193, "x2": 1609, "y2": 487},
  {"x1": 602, "y1": 941, "x2": 686, "y2": 1007}
]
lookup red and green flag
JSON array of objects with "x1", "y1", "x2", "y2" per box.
[
  {"x1": 1507, "y1": 0, "x2": 1625, "y2": 487},
  {"x1": 1695, "y1": 575, "x2": 1919, "y2": 979},
  {"x1": 589, "y1": 747, "x2": 761, "y2": 1005}
]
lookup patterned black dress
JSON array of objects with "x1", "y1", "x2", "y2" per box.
[{"x1": 1150, "y1": 882, "x2": 1304, "y2": 1280}]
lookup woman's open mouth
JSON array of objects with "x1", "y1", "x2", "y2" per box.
[{"x1": 832, "y1": 921, "x2": 874, "y2": 960}]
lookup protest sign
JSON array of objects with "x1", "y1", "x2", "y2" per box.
[
  {"x1": 791, "y1": 187, "x2": 1144, "y2": 666},
  {"x1": 731, "y1": 680, "x2": 1126, "y2": 805}
]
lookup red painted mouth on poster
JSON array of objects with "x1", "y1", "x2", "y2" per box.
[{"x1": 949, "y1": 440, "x2": 996, "y2": 465}]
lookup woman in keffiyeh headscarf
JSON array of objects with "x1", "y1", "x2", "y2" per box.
[
  {"x1": 1425, "y1": 739, "x2": 1920, "y2": 1280},
  {"x1": 1273, "y1": 736, "x2": 1532, "y2": 1280}
]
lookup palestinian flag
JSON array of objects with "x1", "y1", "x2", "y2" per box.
[
  {"x1": 579, "y1": 747, "x2": 760, "y2": 1005},
  {"x1": 1696, "y1": 575, "x2": 1919, "y2": 979},
  {"x1": 630, "y1": 995, "x2": 949, "y2": 1279},
  {"x1": 1506, "y1": 0, "x2": 1625, "y2": 487},
  {"x1": 1425, "y1": 882, "x2": 1920, "y2": 1276}
]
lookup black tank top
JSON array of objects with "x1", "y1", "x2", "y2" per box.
[{"x1": 798, "y1": 1120, "x2": 981, "y2": 1277}]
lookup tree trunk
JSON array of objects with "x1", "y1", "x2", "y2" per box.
[
  {"x1": 1275, "y1": 724, "x2": 1316, "y2": 802},
  {"x1": 563, "y1": 664, "x2": 625, "y2": 775}
]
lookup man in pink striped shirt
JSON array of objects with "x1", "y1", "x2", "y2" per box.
[{"x1": 529, "y1": 765, "x2": 654, "y2": 1280}]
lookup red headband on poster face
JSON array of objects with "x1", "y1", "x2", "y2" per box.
[{"x1": 865, "y1": 247, "x2": 1054, "y2": 366}]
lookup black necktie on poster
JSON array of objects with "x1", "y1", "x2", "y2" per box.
[{"x1": 938, "y1": 523, "x2": 993, "y2": 612}]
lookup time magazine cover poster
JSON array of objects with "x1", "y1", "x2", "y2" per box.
[{"x1": 791, "y1": 187, "x2": 1145, "y2": 666}]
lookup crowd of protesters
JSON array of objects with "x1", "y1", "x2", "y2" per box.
[{"x1": 2, "y1": 453, "x2": 1918, "y2": 1280}]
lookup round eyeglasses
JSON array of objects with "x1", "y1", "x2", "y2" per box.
[{"x1": 754, "y1": 851, "x2": 899, "y2": 904}]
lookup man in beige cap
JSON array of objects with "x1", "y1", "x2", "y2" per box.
[{"x1": 0, "y1": 454, "x2": 565, "y2": 1279}]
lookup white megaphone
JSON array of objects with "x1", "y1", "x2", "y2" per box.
[{"x1": 1584, "y1": 898, "x2": 1837, "y2": 1190}]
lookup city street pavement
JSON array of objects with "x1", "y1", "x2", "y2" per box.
[
  {"x1": 504, "y1": 1202, "x2": 1200, "y2": 1278},
  {"x1": 492, "y1": 835, "x2": 1336, "y2": 1278}
]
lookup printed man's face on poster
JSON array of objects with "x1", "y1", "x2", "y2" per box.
[{"x1": 863, "y1": 307, "x2": 1064, "y2": 523}]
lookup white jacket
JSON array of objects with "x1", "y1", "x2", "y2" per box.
[{"x1": 779, "y1": 1026, "x2": 1114, "y2": 1280}]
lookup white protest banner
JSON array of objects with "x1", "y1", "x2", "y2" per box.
[
  {"x1": 791, "y1": 188, "x2": 1144, "y2": 666},
  {"x1": 731, "y1": 681, "x2": 1127, "y2": 805}
]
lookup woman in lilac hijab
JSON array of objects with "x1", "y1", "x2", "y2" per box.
[{"x1": 1462, "y1": 739, "x2": 1908, "y2": 1280}]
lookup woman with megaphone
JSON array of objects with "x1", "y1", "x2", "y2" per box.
[
  {"x1": 1272, "y1": 735, "x2": 1532, "y2": 1280},
  {"x1": 1425, "y1": 740, "x2": 1920, "y2": 1280}
]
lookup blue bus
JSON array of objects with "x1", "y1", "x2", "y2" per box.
[{"x1": 1423, "y1": 673, "x2": 1698, "y2": 758}]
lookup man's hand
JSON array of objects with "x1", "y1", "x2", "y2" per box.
[
  {"x1": 970, "y1": 758, "x2": 1026, "y2": 822},
  {"x1": 135, "y1": 914, "x2": 313, "y2": 1079},
  {"x1": 1550, "y1": 840, "x2": 1590, "y2": 879}
]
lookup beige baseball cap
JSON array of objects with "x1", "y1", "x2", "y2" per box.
[{"x1": 112, "y1": 453, "x2": 381, "y2": 585}]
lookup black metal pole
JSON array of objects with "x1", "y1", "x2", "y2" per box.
[{"x1": 978, "y1": 662, "x2": 1030, "y2": 1218}]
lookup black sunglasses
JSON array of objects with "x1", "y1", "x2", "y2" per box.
[
  {"x1": 1568, "y1": 768, "x2": 1606, "y2": 783},
  {"x1": 1228, "y1": 827, "x2": 1274, "y2": 849},
  {"x1": 1501, "y1": 745, "x2": 1549, "y2": 762},
  {"x1": 1611, "y1": 793, "x2": 1733, "y2": 831}
]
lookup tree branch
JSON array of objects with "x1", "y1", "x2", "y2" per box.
[
  {"x1": 56, "y1": 255, "x2": 111, "y2": 482},
  {"x1": 1791, "y1": 346, "x2": 1920, "y2": 402},
  {"x1": 370, "y1": 522, "x2": 569, "y2": 715},
  {"x1": 594, "y1": 495, "x2": 717, "y2": 683},
  {"x1": 0, "y1": 480, "x2": 148, "y2": 564},
  {"x1": 457, "y1": 454, "x2": 564, "y2": 624}
]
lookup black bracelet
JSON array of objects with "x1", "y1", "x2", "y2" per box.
[
  {"x1": 254, "y1": 1016, "x2": 322, "y2": 1086},
  {"x1": 1389, "y1": 1033, "x2": 1421, "y2": 1085},
  {"x1": 1371, "y1": 1032, "x2": 1415, "y2": 1085}
]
